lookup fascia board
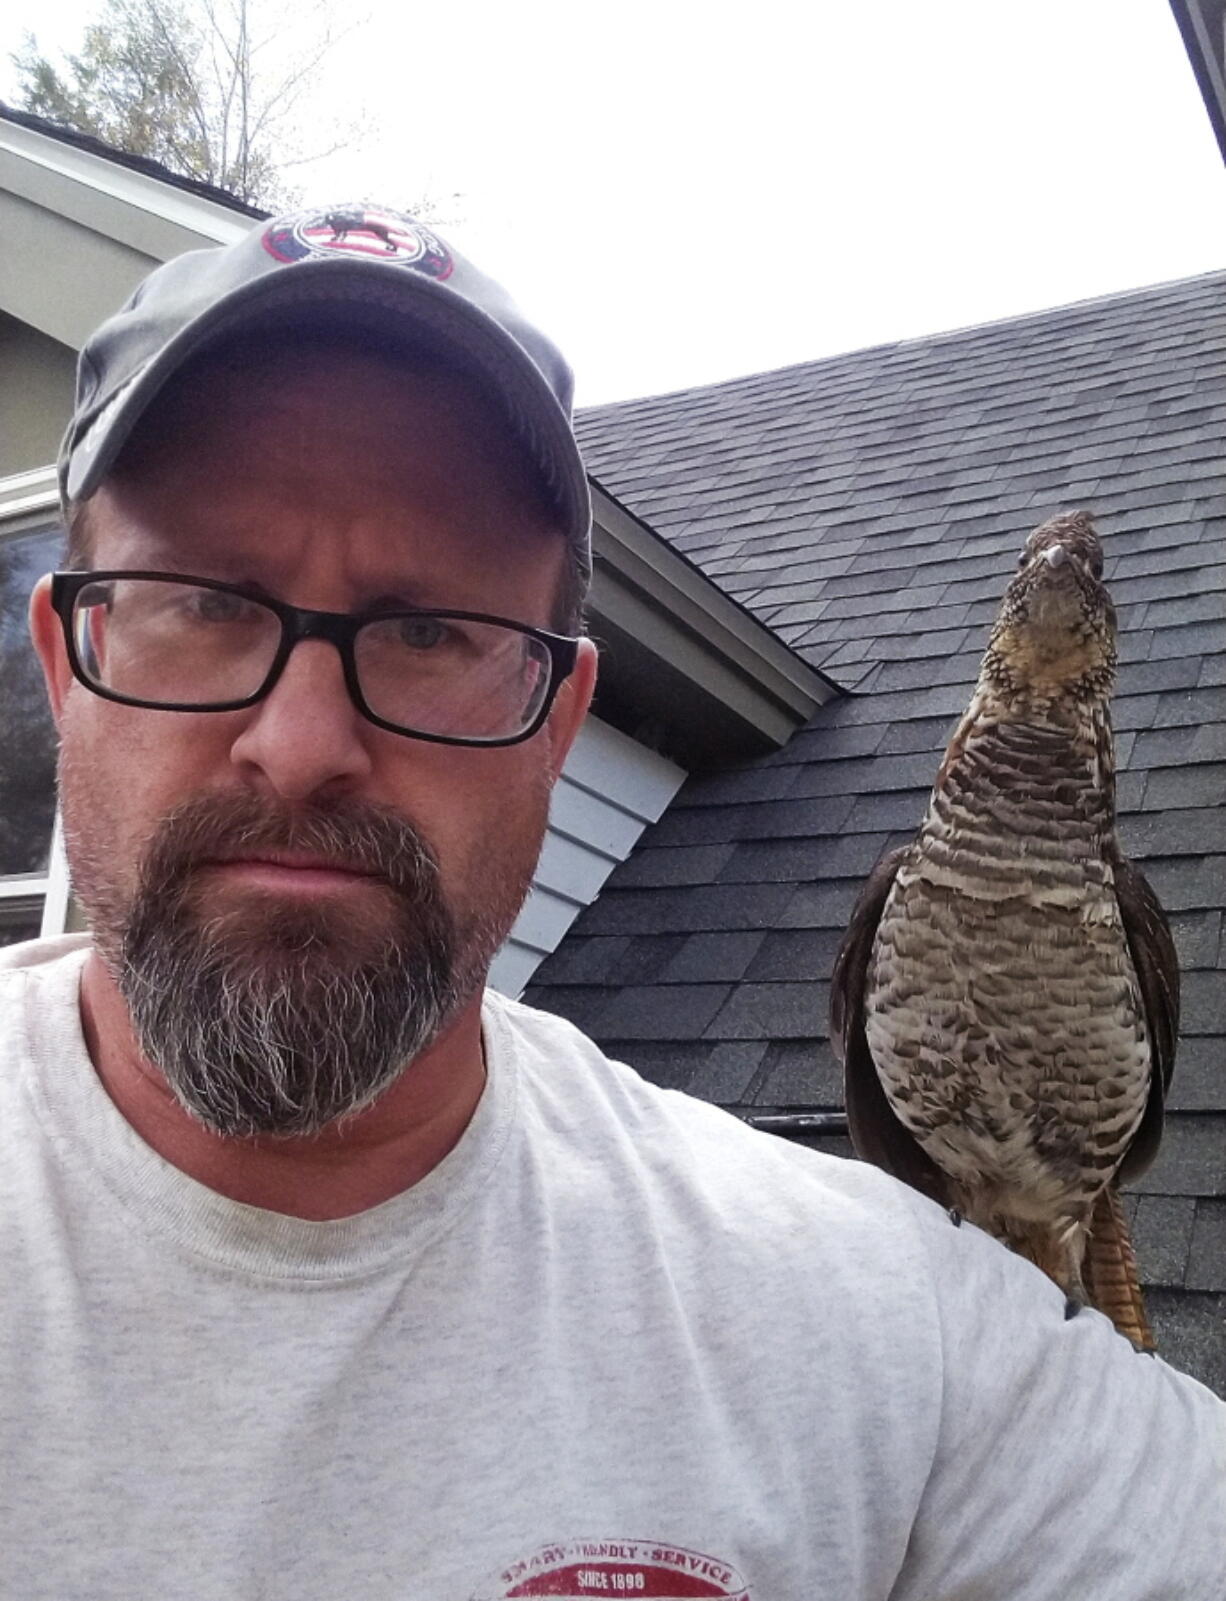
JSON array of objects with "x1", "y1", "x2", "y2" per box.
[
  {"x1": 589, "y1": 481, "x2": 835, "y2": 734},
  {"x1": 1169, "y1": 0, "x2": 1226, "y2": 164},
  {"x1": 0, "y1": 465, "x2": 59, "y2": 521},
  {"x1": 0, "y1": 116, "x2": 252, "y2": 265},
  {"x1": 589, "y1": 572, "x2": 801, "y2": 747}
]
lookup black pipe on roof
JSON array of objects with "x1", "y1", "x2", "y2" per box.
[{"x1": 741, "y1": 1111, "x2": 850, "y2": 1137}]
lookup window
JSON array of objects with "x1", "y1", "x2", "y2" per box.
[
  {"x1": 0, "y1": 897, "x2": 45, "y2": 948},
  {"x1": 0, "y1": 468, "x2": 67, "y2": 940}
]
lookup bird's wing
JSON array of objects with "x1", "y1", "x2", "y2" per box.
[
  {"x1": 830, "y1": 847, "x2": 952, "y2": 1206},
  {"x1": 1112, "y1": 853, "x2": 1181, "y2": 1185}
]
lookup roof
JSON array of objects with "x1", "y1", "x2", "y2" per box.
[
  {"x1": 528, "y1": 268, "x2": 1226, "y2": 1388},
  {"x1": 0, "y1": 101, "x2": 267, "y2": 219}
]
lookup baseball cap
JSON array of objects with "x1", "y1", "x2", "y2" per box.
[{"x1": 58, "y1": 203, "x2": 592, "y2": 581}]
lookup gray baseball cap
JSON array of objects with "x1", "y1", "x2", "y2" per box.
[{"x1": 59, "y1": 203, "x2": 592, "y2": 580}]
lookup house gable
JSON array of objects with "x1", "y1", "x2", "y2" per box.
[{"x1": 0, "y1": 102, "x2": 833, "y2": 991}]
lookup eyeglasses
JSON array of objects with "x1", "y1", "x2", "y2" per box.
[{"x1": 51, "y1": 570, "x2": 580, "y2": 747}]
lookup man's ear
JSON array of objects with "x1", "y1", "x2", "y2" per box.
[
  {"x1": 29, "y1": 574, "x2": 74, "y2": 727},
  {"x1": 544, "y1": 637, "x2": 598, "y2": 782}
]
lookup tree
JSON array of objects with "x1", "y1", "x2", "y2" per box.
[{"x1": 11, "y1": 0, "x2": 359, "y2": 209}]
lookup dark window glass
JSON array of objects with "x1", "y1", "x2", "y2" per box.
[
  {"x1": 0, "y1": 526, "x2": 61, "y2": 875},
  {"x1": 0, "y1": 905, "x2": 42, "y2": 948}
]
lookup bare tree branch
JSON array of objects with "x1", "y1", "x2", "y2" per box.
[
  {"x1": 12, "y1": 0, "x2": 412, "y2": 211},
  {"x1": 132, "y1": 0, "x2": 211, "y2": 156}
]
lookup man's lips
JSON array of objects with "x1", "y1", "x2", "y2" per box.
[{"x1": 201, "y1": 852, "x2": 382, "y2": 893}]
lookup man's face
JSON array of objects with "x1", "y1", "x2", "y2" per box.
[{"x1": 32, "y1": 339, "x2": 596, "y2": 1135}]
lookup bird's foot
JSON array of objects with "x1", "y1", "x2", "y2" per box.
[
  {"x1": 947, "y1": 1208, "x2": 963, "y2": 1229},
  {"x1": 1063, "y1": 1296, "x2": 1083, "y2": 1322}
]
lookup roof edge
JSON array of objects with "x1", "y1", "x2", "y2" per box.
[
  {"x1": 1168, "y1": 0, "x2": 1226, "y2": 166},
  {"x1": 0, "y1": 101, "x2": 268, "y2": 219},
  {"x1": 588, "y1": 478, "x2": 837, "y2": 758}
]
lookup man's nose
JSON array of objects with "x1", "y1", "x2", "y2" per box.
[{"x1": 228, "y1": 638, "x2": 374, "y2": 802}]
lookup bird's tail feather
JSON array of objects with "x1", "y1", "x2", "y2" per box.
[{"x1": 1085, "y1": 1183, "x2": 1154, "y2": 1351}]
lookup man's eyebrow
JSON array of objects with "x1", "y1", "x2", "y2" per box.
[
  {"x1": 128, "y1": 554, "x2": 443, "y2": 609},
  {"x1": 360, "y1": 586, "x2": 450, "y2": 612},
  {"x1": 119, "y1": 542, "x2": 261, "y2": 581}
]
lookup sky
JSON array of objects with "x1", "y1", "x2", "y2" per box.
[{"x1": 4, "y1": 0, "x2": 1226, "y2": 405}]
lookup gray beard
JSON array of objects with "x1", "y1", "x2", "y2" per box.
[{"x1": 91, "y1": 793, "x2": 489, "y2": 1138}]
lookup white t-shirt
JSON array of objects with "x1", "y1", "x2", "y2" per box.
[{"x1": 0, "y1": 935, "x2": 1222, "y2": 1600}]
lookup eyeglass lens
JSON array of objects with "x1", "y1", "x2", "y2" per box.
[{"x1": 71, "y1": 577, "x2": 554, "y2": 740}]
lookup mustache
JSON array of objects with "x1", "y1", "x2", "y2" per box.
[{"x1": 137, "y1": 791, "x2": 441, "y2": 900}]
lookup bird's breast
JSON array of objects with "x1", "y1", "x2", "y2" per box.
[
  {"x1": 864, "y1": 718, "x2": 1149, "y2": 1214},
  {"x1": 920, "y1": 717, "x2": 1113, "y2": 904}
]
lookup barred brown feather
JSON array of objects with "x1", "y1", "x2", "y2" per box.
[
  {"x1": 831, "y1": 511, "x2": 1179, "y2": 1344},
  {"x1": 1084, "y1": 1185, "x2": 1154, "y2": 1351}
]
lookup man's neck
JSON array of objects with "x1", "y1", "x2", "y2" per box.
[{"x1": 77, "y1": 953, "x2": 489, "y2": 1221}]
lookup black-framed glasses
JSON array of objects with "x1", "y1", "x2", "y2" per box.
[{"x1": 51, "y1": 571, "x2": 580, "y2": 747}]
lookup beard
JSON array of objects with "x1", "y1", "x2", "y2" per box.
[{"x1": 66, "y1": 786, "x2": 523, "y2": 1139}]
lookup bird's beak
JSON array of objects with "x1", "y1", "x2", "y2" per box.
[{"x1": 1043, "y1": 545, "x2": 1069, "y2": 570}]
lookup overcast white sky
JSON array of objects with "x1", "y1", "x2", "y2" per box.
[{"x1": 4, "y1": 0, "x2": 1226, "y2": 404}]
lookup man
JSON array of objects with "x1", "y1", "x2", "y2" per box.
[{"x1": 2, "y1": 203, "x2": 1222, "y2": 1599}]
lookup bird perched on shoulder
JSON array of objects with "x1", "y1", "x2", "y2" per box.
[{"x1": 830, "y1": 510, "x2": 1178, "y2": 1348}]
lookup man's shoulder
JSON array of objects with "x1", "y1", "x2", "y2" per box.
[
  {"x1": 485, "y1": 987, "x2": 938, "y2": 1253},
  {"x1": 0, "y1": 934, "x2": 91, "y2": 1027},
  {"x1": 489, "y1": 986, "x2": 831, "y2": 1169},
  {"x1": 0, "y1": 933, "x2": 92, "y2": 978}
]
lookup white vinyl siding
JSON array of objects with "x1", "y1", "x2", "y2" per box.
[{"x1": 488, "y1": 716, "x2": 685, "y2": 997}]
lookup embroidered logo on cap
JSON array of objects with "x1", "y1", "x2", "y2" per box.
[
  {"x1": 262, "y1": 206, "x2": 453, "y2": 279},
  {"x1": 471, "y1": 1538, "x2": 751, "y2": 1598}
]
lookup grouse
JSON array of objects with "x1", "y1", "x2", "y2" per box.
[{"x1": 830, "y1": 511, "x2": 1178, "y2": 1347}]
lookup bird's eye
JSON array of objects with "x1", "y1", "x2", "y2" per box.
[{"x1": 1017, "y1": 550, "x2": 1029, "y2": 568}]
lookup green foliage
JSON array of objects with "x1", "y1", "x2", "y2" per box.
[
  {"x1": 11, "y1": 0, "x2": 295, "y2": 207},
  {"x1": 15, "y1": 2, "x2": 208, "y2": 175}
]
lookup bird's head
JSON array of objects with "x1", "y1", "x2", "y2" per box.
[{"x1": 980, "y1": 510, "x2": 1117, "y2": 707}]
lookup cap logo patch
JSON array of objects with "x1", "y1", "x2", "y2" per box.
[{"x1": 262, "y1": 206, "x2": 453, "y2": 279}]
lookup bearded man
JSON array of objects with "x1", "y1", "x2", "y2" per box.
[{"x1": 2, "y1": 205, "x2": 1223, "y2": 1600}]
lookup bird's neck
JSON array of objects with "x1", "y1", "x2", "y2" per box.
[{"x1": 913, "y1": 693, "x2": 1118, "y2": 897}]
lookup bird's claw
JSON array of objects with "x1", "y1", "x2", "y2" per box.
[{"x1": 947, "y1": 1208, "x2": 963, "y2": 1228}]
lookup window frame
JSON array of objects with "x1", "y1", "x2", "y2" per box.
[{"x1": 0, "y1": 466, "x2": 70, "y2": 941}]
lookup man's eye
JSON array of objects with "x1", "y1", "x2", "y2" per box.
[
  {"x1": 396, "y1": 615, "x2": 449, "y2": 649},
  {"x1": 186, "y1": 589, "x2": 252, "y2": 623}
]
